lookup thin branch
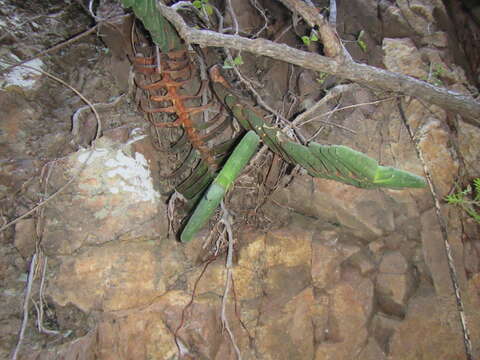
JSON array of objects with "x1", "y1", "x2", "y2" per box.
[
  {"x1": 209, "y1": 1, "x2": 305, "y2": 142},
  {"x1": 156, "y1": 2, "x2": 480, "y2": 126},
  {"x1": 219, "y1": 201, "x2": 242, "y2": 360},
  {"x1": 4, "y1": 63, "x2": 103, "y2": 140},
  {"x1": 11, "y1": 254, "x2": 37, "y2": 360},
  {"x1": 291, "y1": 84, "x2": 354, "y2": 127},
  {"x1": 296, "y1": 96, "x2": 396, "y2": 128},
  {"x1": 72, "y1": 93, "x2": 125, "y2": 146},
  {"x1": 329, "y1": 0, "x2": 337, "y2": 28},
  {"x1": 226, "y1": 0, "x2": 239, "y2": 35},
  {"x1": 35, "y1": 256, "x2": 60, "y2": 335},
  {"x1": 0, "y1": 61, "x2": 103, "y2": 235},
  {"x1": 174, "y1": 256, "x2": 217, "y2": 357},
  {"x1": 0, "y1": 13, "x2": 131, "y2": 76},
  {"x1": 0, "y1": 25, "x2": 98, "y2": 75},
  {"x1": 248, "y1": 0, "x2": 269, "y2": 38},
  {"x1": 0, "y1": 151, "x2": 94, "y2": 233},
  {"x1": 398, "y1": 99, "x2": 473, "y2": 360}
]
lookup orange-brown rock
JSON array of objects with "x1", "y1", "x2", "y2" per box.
[{"x1": 315, "y1": 269, "x2": 374, "y2": 360}]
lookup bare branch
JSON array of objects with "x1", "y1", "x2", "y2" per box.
[
  {"x1": 156, "y1": 2, "x2": 480, "y2": 126},
  {"x1": 11, "y1": 254, "x2": 37, "y2": 360},
  {"x1": 329, "y1": 0, "x2": 337, "y2": 27}
]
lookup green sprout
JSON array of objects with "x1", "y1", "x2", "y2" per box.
[
  {"x1": 430, "y1": 63, "x2": 446, "y2": 86},
  {"x1": 445, "y1": 178, "x2": 480, "y2": 223},
  {"x1": 316, "y1": 71, "x2": 328, "y2": 85},
  {"x1": 421, "y1": 63, "x2": 447, "y2": 86},
  {"x1": 223, "y1": 55, "x2": 244, "y2": 69},
  {"x1": 357, "y1": 30, "x2": 367, "y2": 52},
  {"x1": 192, "y1": 0, "x2": 213, "y2": 16},
  {"x1": 301, "y1": 31, "x2": 319, "y2": 46}
]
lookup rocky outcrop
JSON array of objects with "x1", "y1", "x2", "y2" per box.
[{"x1": 375, "y1": 251, "x2": 416, "y2": 317}]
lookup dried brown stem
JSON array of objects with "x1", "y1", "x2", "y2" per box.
[
  {"x1": 157, "y1": 2, "x2": 480, "y2": 126},
  {"x1": 0, "y1": 25, "x2": 98, "y2": 75}
]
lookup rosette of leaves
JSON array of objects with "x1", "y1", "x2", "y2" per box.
[{"x1": 120, "y1": 0, "x2": 427, "y2": 243}]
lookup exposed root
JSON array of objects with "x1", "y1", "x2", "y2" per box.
[
  {"x1": 219, "y1": 201, "x2": 242, "y2": 360},
  {"x1": 0, "y1": 150, "x2": 96, "y2": 234},
  {"x1": 174, "y1": 256, "x2": 217, "y2": 358},
  {"x1": 4, "y1": 52, "x2": 103, "y2": 360},
  {"x1": 72, "y1": 94, "x2": 126, "y2": 147},
  {"x1": 10, "y1": 254, "x2": 37, "y2": 360},
  {"x1": 33, "y1": 256, "x2": 60, "y2": 336}
]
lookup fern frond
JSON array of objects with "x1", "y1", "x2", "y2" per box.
[{"x1": 473, "y1": 178, "x2": 480, "y2": 200}]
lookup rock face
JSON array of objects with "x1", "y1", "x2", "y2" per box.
[
  {"x1": 49, "y1": 240, "x2": 185, "y2": 312},
  {"x1": 315, "y1": 269, "x2": 375, "y2": 360},
  {"x1": 458, "y1": 120, "x2": 480, "y2": 176},
  {"x1": 383, "y1": 38, "x2": 428, "y2": 78},
  {"x1": 375, "y1": 251, "x2": 416, "y2": 317},
  {"x1": 40, "y1": 133, "x2": 181, "y2": 313},
  {"x1": 389, "y1": 291, "x2": 467, "y2": 360},
  {"x1": 271, "y1": 175, "x2": 396, "y2": 240},
  {"x1": 32, "y1": 220, "x2": 391, "y2": 360},
  {"x1": 41, "y1": 134, "x2": 166, "y2": 256}
]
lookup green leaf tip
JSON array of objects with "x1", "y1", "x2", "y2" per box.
[
  {"x1": 373, "y1": 166, "x2": 427, "y2": 189},
  {"x1": 180, "y1": 183, "x2": 225, "y2": 243},
  {"x1": 180, "y1": 131, "x2": 260, "y2": 243}
]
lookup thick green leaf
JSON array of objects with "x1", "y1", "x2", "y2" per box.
[
  {"x1": 180, "y1": 131, "x2": 260, "y2": 242},
  {"x1": 225, "y1": 96, "x2": 426, "y2": 189},
  {"x1": 120, "y1": 0, "x2": 182, "y2": 52}
]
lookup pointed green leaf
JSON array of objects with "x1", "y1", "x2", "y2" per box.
[{"x1": 180, "y1": 131, "x2": 260, "y2": 242}]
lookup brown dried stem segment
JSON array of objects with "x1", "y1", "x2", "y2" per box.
[{"x1": 133, "y1": 49, "x2": 219, "y2": 171}]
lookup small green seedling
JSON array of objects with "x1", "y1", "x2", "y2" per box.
[
  {"x1": 223, "y1": 55, "x2": 244, "y2": 69},
  {"x1": 316, "y1": 71, "x2": 328, "y2": 85},
  {"x1": 430, "y1": 63, "x2": 446, "y2": 86},
  {"x1": 357, "y1": 30, "x2": 367, "y2": 52},
  {"x1": 421, "y1": 63, "x2": 447, "y2": 86},
  {"x1": 192, "y1": 0, "x2": 213, "y2": 15},
  {"x1": 445, "y1": 178, "x2": 480, "y2": 223},
  {"x1": 301, "y1": 31, "x2": 319, "y2": 46}
]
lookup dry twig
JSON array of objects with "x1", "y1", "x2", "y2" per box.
[
  {"x1": 0, "y1": 25, "x2": 99, "y2": 76},
  {"x1": 219, "y1": 201, "x2": 242, "y2": 360},
  {"x1": 296, "y1": 96, "x2": 396, "y2": 129},
  {"x1": 0, "y1": 57, "x2": 104, "y2": 235},
  {"x1": 398, "y1": 98, "x2": 474, "y2": 360},
  {"x1": 11, "y1": 254, "x2": 37, "y2": 360}
]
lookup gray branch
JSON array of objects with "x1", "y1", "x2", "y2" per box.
[{"x1": 157, "y1": 2, "x2": 480, "y2": 126}]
